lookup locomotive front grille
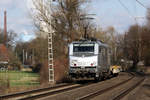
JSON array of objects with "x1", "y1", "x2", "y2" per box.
[{"x1": 69, "y1": 66, "x2": 96, "y2": 74}]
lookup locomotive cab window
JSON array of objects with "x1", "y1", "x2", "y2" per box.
[{"x1": 73, "y1": 43, "x2": 94, "y2": 52}]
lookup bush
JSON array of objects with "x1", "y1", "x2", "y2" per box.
[
  {"x1": 54, "y1": 57, "x2": 68, "y2": 83},
  {"x1": 39, "y1": 60, "x2": 49, "y2": 84},
  {"x1": 32, "y1": 63, "x2": 42, "y2": 73},
  {"x1": 39, "y1": 57, "x2": 69, "y2": 84},
  {"x1": 0, "y1": 75, "x2": 10, "y2": 94}
]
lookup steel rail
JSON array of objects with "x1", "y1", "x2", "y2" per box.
[
  {"x1": 20, "y1": 82, "x2": 94, "y2": 100},
  {"x1": 77, "y1": 73, "x2": 135, "y2": 100},
  {"x1": 0, "y1": 83, "x2": 73, "y2": 100},
  {"x1": 113, "y1": 77, "x2": 145, "y2": 100},
  {"x1": 21, "y1": 73, "x2": 131, "y2": 100},
  {"x1": 0, "y1": 73, "x2": 134, "y2": 100}
]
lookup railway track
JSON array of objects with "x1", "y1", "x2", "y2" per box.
[
  {"x1": 0, "y1": 83, "x2": 74, "y2": 100},
  {"x1": 20, "y1": 82, "x2": 94, "y2": 100},
  {"x1": 0, "y1": 72, "x2": 139, "y2": 100},
  {"x1": 77, "y1": 73, "x2": 144, "y2": 100},
  {"x1": 0, "y1": 82, "x2": 94, "y2": 100},
  {"x1": 112, "y1": 77, "x2": 145, "y2": 100}
]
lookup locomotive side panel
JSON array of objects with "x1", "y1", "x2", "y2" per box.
[{"x1": 98, "y1": 46, "x2": 109, "y2": 72}]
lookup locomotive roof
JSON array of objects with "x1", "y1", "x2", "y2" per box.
[{"x1": 70, "y1": 39, "x2": 109, "y2": 48}]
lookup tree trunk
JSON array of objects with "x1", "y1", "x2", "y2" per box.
[{"x1": 132, "y1": 60, "x2": 138, "y2": 69}]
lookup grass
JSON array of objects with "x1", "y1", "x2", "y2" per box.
[{"x1": 0, "y1": 71, "x2": 40, "y2": 87}]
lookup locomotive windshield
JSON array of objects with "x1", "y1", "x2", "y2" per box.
[{"x1": 73, "y1": 43, "x2": 94, "y2": 52}]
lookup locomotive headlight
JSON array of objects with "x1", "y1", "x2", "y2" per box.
[
  {"x1": 71, "y1": 60, "x2": 77, "y2": 66},
  {"x1": 92, "y1": 61, "x2": 97, "y2": 66}
]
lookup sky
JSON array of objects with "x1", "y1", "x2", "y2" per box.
[
  {"x1": 89, "y1": 0, "x2": 150, "y2": 33},
  {"x1": 0, "y1": 0, "x2": 35, "y2": 42},
  {"x1": 0, "y1": 0, "x2": 149, "y2": 42}
]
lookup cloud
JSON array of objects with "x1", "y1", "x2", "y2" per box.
[
  {"x1": 22, "y1": 30, "x2": 28, "y2": 35},
  {"x1": 0, "y1": 0, "x2": 148, "y2": 42},
  {"x1": 10, "y1": 17, "x2": 33, "y2": 26},
  {"x1": 0, "y1": 0, "x2": 13, "y2": 5},
  {"x1": 0, "y1": 0, "x2": 35, "y2": 41},
  {"x1": 20, "y1": 29, "x2": 36, "y2": 42},
  {"x1": 0, "y1": 0, "x2": 18, "y2": 11},
  {"x1": 27, "y1": 0, "x2": 34, "y2": 9},
  {"x1": 88, "y1": 0, "x2": 148, "y2": 33},
  {"x1": 93, "y1": 11, "x2": 137, "y2": 33}
]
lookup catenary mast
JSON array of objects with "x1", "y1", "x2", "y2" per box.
[{"x1": 48, "y1": 0, "x2": 54, "y2": 83}]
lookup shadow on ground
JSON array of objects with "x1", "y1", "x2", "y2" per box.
[{"x1": 142, "y1": 84, "x2": 150, "y2": 97}]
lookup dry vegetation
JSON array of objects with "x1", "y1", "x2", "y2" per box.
[{"x1": 0, "y1": 71, "x2": 39, "y2": 95}]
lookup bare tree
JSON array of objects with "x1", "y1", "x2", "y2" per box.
[
  {"x1": 31, "y1": 0, "x2": 53, "y2": 37},
  {"x1": 52, "y1": 0, "x2": 90, "y2": 57},
  {"x1": 124, "y1": 25, "x2": 140, "y2": 68},
  {"x1": 29, "y1": 0, "x2": 91, "y2": 83},
  {"x1": 94, "y1": 26, "x2": 125, "y2": 64},
  {"x1": 146, "y1": 8, "x2": 150, "y2": 29},
  {"x1": 140, "y1": 26, "x2": 150, "y2": 66},
  {"x1": 31, "y1": 0, "x2": 89, "y2": 39},
  {"x1": 53, "y1": 0, "x2": 90, "y2": 42},
  {"x1": 0, "y1": 29, "x2": 17, "y2": 48},
  {"x1": 30, "y1": 0, "x2": 90, "y2": 55}
]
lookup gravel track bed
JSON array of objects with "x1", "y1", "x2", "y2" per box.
[
  {"x1": 122, "y1": 75, "x2": 150, "y2": 100},
  {"x1": 39, "y1": 72, "x2": 131, "y2": 100},
  {"x1": 91, "y1": 76, "x2": 143, "y2": 100}
]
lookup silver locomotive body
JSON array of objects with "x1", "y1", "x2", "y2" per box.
[{"x1": 68, "y1": 40, "x2": 111, "y2": 80}]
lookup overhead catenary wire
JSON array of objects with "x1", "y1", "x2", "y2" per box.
[
  {"x1": 117, "y1": 0, "x2": 135, "y2": 19},
  {"x1": 134, "y1": 0, "x2": 145, "y2": 61},
  {"x1": 136, "y1": 0, "x2": 148, "y2": 9},
  {"x1": 134, "y1": 0, "x2": 149, "y2": 24}
]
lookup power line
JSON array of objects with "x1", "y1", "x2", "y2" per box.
[
  {"x1": 136, "y1": 0, "x2": 148, "y2": 9},
  {"x1": 117, "y1": 0, "x2": 134, "y2": 19}
]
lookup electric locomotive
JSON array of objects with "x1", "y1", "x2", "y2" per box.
[{"x1": 68, "y1": 38, "x2": 111, "y2": 81}]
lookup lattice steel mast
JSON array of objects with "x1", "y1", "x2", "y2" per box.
[{"x1": 48, "y1": 0, "x2": 54, "y2": 83}]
